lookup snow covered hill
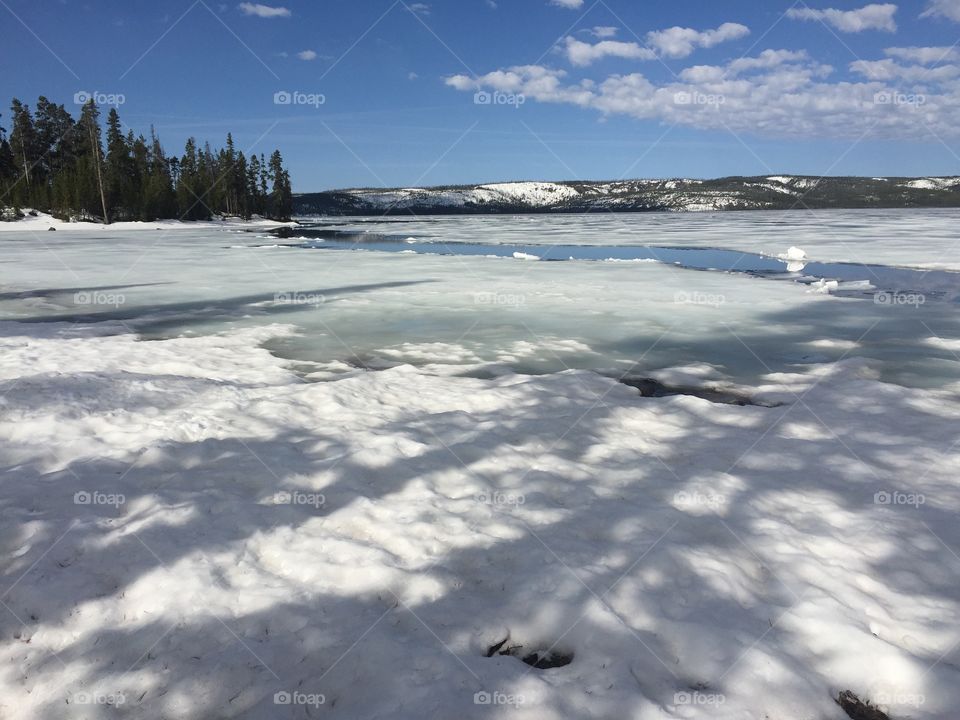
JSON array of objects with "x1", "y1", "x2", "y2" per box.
[{"x1": 294, "y1": 176, "x2": 960, "y2": 215}]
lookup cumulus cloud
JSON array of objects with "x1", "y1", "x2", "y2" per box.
[
  {"x1": 921, "y1": 0, "x2": 960, "y2": 21},
  {"x1": 680, "y1": 49, "x2": 814, "y2": 82},
  {"x1": 446, "y1": 50, "x2": 960, "y2": 140},
  {"x1": 297, "y1": 50, "x2": 317, "y2": 61},
  {"x1": 786, "y1": 3, "x2": 897, "y2": 32},
  {"x1": 885, "y1": 46, "x2": 959, "y2": 63},
  {"x1": 563, "y1": 22, "x2": 749, "y2": 66},
  {"x1": 237, "y1": 2, "x2": 290, "y2": 18},
  {"x1": 563, "y1": 37, "x2": 657, "y2": 66},
  {"x1": 549, "y1": 0, "x2": 584, "y2": 8},
  {"x1": 646, "y1": 22, "x2": 750, "y2": 58}
]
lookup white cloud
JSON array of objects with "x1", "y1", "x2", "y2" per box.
[
  {"x1": 885, "y1": 46, "x2": 960, "y2": 63},
  {"x1": 563, "y1": 22, "x2": 749, "y2": 66},
  {"x1": 786, "y1": 3, "x2": 897, "y2": 32},
  {"x1": 680, "y1": 49, "x2": 813, "y2": 82},
  {"x1": 549, "y1": 0, "x2": 584, "y2": 8},
  {"x1": 646, "y1": 22, "x2": 750, "y2": 58},
  {"x1": 447, "y1": 50, "x2": 960, "y2": 140},
  {"x1": 563, "y1": 37, "x2": 657, "y2": 66},
  {"x1": 851, "y1": 58, "x2": 960, "y2": 81},
  {"x1": 921, "y1": 0, "x2": 960, "y2": 21},
  {"x1": 297, "y1": 50, "x2": 317, "y2": 61},
  {"x1": 237, "y1": 2, "x2": 290, "y2": 18},
  {"x1": 590, "y1": 26, "x2": 619, "y2": 39},
  {"x1": 408, "y1": 3, "x2": 430, "y2": 15}
]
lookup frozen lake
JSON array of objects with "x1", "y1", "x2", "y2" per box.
[
  {"x1": 2, "y1": 209, "x2": 959, "y2": 390},
  {"x1": 2, "y1": 209, "x2": 960, "y2": 720}
]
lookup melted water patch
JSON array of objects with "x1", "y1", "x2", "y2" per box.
[{"x1": 264, "y1": 227, "x2": 960, "y2": 302}]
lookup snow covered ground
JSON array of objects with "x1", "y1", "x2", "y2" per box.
[
  {"x1": 1, "y1": 212, "x2": 959, "y2": 719},
  {"x1": 0, "y1": 210, "x2": 294, "y2": 234}
]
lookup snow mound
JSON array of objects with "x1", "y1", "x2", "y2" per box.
[
  {"x1": 1, "y1": 322, "x2": 959, "y2": 718},
  {"x1": 780, "y1": 246, "x2": 807, "y2": 261}
]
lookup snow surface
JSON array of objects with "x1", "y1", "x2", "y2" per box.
[
  {"x1": 1, "y1": 321, "x2": 959, "y2": 719},
  {"x1": 345, "y1": 182, "x2": 580, "y2": 210},
  {"x1": 900, "y1": 178, "x2": 960, "y2": 191},
  {"x1": 0, "y1": 210, "x2": 294, "y2": 233},
  {"x1": 1, "y1": 214, "x2": 959, "y2": 719}
]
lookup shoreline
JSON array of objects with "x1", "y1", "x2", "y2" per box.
[{"x1": 0, "y1": 209, "x2": 296, "y2": 233}]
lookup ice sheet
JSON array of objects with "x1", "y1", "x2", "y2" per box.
[
  {"x1": 297, "y1": 209, "x2": 960, "y2": 271},
  {"x1": 1, "y1": 219, "x2": 959, "y2": 389}
]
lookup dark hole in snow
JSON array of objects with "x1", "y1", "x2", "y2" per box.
[
  {"x1": 618, "y1": 376, "x2": 781, "y2": 407},
  {"x1": 485, "y1": 636, "x2": 574, "y2": 669},
  {"x1": 837, "y1": 690, "x2": 890, "y2": 720}
]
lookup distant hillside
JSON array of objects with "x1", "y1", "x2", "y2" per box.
[{"x1": 293, "y1": 176, "x2": 960, "y2": 215}]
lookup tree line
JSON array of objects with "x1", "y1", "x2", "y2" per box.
[{"x1": 0, "y1": 96, "x2": 293, "y2": 223}]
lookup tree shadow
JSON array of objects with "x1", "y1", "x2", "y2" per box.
[{"x1": 0, "y1": 304, "x2": 959, "y2": 719}]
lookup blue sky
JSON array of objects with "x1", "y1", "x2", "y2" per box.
[{"x1": 2, "y1": 0, "x2": 959, "y2": 190}]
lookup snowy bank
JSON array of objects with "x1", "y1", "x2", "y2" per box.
[
  {"x1": 0, "y1": 209, "x2": 295, "y2": 233},
  {"x1": 1, "y1": 322, "x2": 958, "y2": 719}
]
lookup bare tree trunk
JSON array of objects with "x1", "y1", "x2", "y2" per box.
[
  {"x1": 20, "y1": 150, "x2": 30, "y2": 188},
  {"x1": 90, "y1": 123, "x2": 109, "y2": 224}
]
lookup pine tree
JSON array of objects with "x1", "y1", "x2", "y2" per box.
[
  {"x1": 143, "y1": 127, "x2": 176, "y2": 220},
  {"x1": 105, "y1": 108, "x2": 131, "y2": 219},
  {"x1": 129, "y1": 132, "x2": 149, "y2": 219},
  {"x1": 267, "y1": 150, "x2": 293, "y2": 221},
  {"x1": 245, "y1": 153, "x2": 263, "y2": 216},
  {"x1": 9, "y1": 99, "x2": 38, "y2": 207},
  {"x1": 0, "y1": 115, "x2": 17, "y2": 212},
  {"x1": 2, "y1": 95, "x2": 295, "y2": 223},
  {"x1": 34, "y1": 98, "x2": 77, "y2": 214}
]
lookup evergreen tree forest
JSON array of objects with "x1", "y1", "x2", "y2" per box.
[{"x1": 0, "y1": 96, "x2": 294, "y2": 223}]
